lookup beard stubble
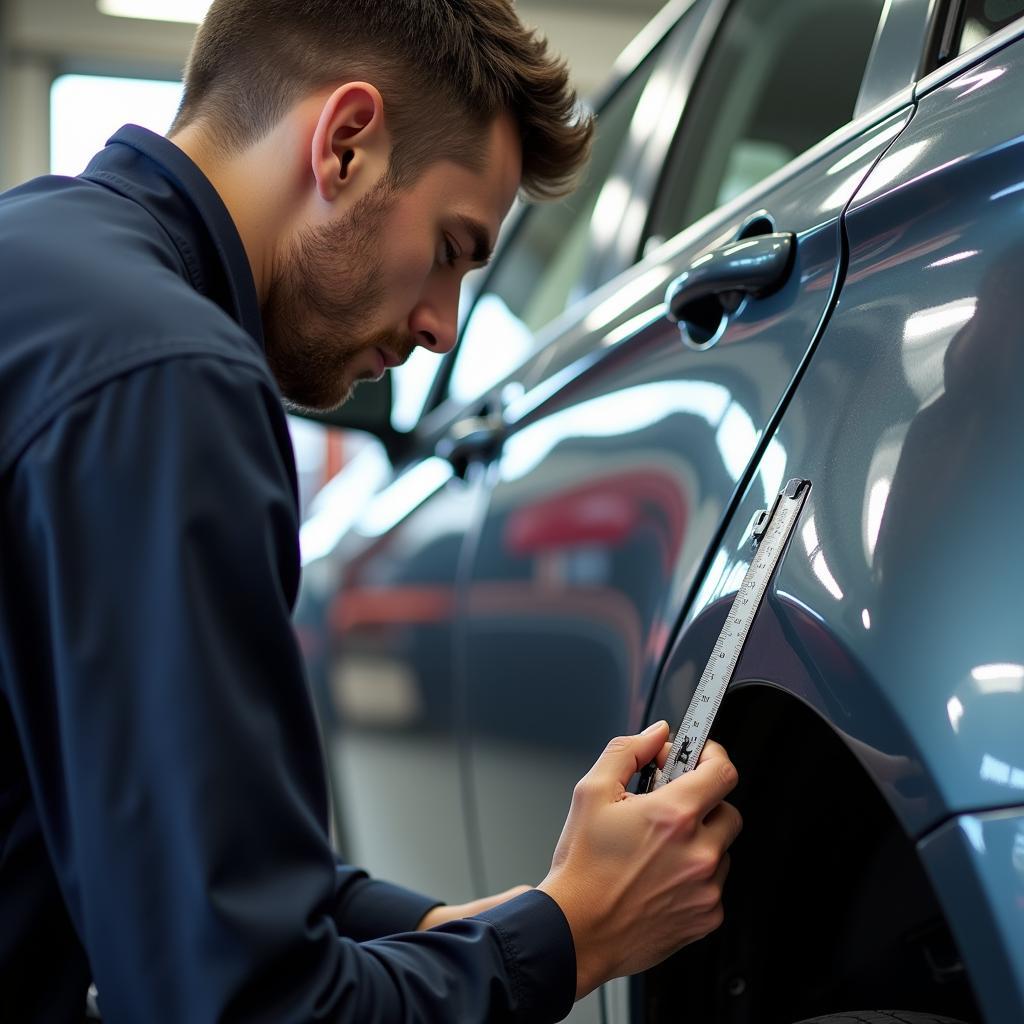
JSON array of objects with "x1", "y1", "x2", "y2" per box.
[{"x1": 262, "y1": 179, "x2": 416, "y2": 412}]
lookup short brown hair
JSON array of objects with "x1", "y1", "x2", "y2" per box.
[{"x1": 171, "y1": 0, "x2": 593, "y2": 200}]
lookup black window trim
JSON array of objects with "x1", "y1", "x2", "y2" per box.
[
  {"x1": 931, "y1": 0, "x2": 970, "y2": 68},
  {"x1": 921, "y1": 0, "x2": 1024, "y2": 73},
  {"x1": 916, "y1": 0, "x2": 1024, "y2": 93}
]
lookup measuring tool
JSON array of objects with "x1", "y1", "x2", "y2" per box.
[{"x1": 643, "y1": 477, "x2": 810, "y2": 792}]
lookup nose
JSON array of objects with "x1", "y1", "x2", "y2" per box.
[{"x1": 409, "y1": 284, "x2": 460, "y2": 356}]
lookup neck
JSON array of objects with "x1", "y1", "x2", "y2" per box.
[{"x1": 168, "y1": 122, "x2": 303, "y2": 305}]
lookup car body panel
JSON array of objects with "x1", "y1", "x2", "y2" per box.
[
  {"x1": 918, "y1": 807, "x2": 1024, "y2": 1022},
  {"x1": 643, "y1": 32, "x2": 1024, "y2": 1019},
  {"x1": 458, "y1": 108, "x2": 912, "y2": 893},
  {"x1": 651, "y1": 26, "x2": 1024, "y2": 833}
]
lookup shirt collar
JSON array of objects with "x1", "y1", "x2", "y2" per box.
[{"x1": 82, "y1": 124, "x2": 264, "y2": 349}]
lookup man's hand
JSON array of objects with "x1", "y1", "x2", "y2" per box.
[
  {"x1": 417, "y1": 886, "x2": 533, "y2": 930},
  {"x1": 537, "y1": 723, "x2": 742, "y2": 1000}
]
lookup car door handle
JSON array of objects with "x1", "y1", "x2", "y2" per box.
[
  {"x1": 666, "y1": 232, "x2": 796, "y2": 327},
  {"x1": 436, "y1": 413, "x2": 505, "y2": 474}
]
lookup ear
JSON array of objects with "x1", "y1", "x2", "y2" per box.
[{"x1": 310, "y1": 82, "x2": 390, "y2": 203}]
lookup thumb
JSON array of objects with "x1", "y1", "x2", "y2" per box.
[{"x1": 587, "y1": 721, "x2": 669, "y2": 791}]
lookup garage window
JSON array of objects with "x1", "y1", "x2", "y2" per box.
[{"x1": 50, "y1": 74, "x2": 183, "y2": 176}]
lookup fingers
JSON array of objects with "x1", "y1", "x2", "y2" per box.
[
  {"x1": 701, "y1": 800, "x2": 743, "y2": 848},
  {"x1": 583, "y1": 721, "x2": 669, "y2": 792},
  {"x1": 705, "y1": 853, "x2": 731, "y2": 919},
  {"x1": 697, "y1": 739, "x2": 730, "y2": 766},
  {"x1": 709, "y1": 850, "x2": 731, "y2": 894},
  {"x1": 655, "y1": 739, "x2": 673, "y2": 771},
  {"x1": 662, "y1": 742, "x2": 738, "y2": 817}
]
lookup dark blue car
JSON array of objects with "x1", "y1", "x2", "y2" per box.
[{"x1": 296, "y1": 1, "x2": 1024, "y2": 1020}]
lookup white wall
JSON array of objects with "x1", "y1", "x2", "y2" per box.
[{"x1": 0, "y1": 0, "x2": 662, "y2": 189}]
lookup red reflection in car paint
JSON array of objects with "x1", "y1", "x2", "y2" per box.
[{"x1": 503, "y1": 469, "x2": 688, "y2": 571}]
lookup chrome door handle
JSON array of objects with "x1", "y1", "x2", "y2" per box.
[{"x1": 665, "y1": 232, "x2": 796, "y2": 343}]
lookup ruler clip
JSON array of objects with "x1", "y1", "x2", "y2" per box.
[{"x1": 751, "y1": 477, "x2": 807, "y2": 546}]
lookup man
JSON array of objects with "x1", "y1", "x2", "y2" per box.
[{"x1": 0, "y1": 1, "x2": 742, "y2": 1020}]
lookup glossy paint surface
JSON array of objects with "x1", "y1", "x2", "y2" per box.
[
  {"x1": 644, "y1": 37, "x2": 1024, "y2": 1017},
  {"x1": 458, "y1": 111, "x2": 911, "y2": 893},
  {"x1": 654, "y1": 35, "x2": 1024, "y2": 833},
  {"x1": 918, "y1": 807, "x2": 1024, "y2": 1021}
]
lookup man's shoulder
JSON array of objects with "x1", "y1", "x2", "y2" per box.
[
  {"x1": 0, "y1": 175, "x2": 272, "y2": 474},
  {"x1": 0, "y1": 173, "x2": 259, "y2": 356}
]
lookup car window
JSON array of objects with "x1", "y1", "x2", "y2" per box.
[
  {"x1": 940, "y1": 0, "x2": 1024, "y2": 62},
  {"x1": 444, "y1": 44, "x2": 663, "y2": 409},
  {"x1": 648, "y1": 0, "x2": 885, "y2": 242}
]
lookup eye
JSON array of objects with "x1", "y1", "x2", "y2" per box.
[{"x1": 442, "y1": 234, "x2": 460, "y2": 269}]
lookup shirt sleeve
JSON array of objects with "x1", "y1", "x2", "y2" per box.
[
  {"x1": 5, "y1": 353, "x2": 576, "y2": 1023},
  {"x1": 332, "y1": 867, "x2": 442, "y2": 942}
]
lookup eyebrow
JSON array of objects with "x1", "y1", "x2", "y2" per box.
[{"x1": 455, "y1": 215, "x2": 494, "y2": 266}]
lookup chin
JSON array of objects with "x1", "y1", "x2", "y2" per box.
[{"x1": 280, "y1": 380, "x2": 352, "y2": 416}]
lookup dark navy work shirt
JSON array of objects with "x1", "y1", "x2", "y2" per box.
[{"x1": 0, "y1": 126, "x2": 575, "y2": 1023}]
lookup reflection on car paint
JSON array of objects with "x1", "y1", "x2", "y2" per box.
[
  {"x1": 356, "y1": 457, "x2": 453, "y2": 538},
  {"x1": 500, "y1": 380, "x2": 731, "y2": 482}
]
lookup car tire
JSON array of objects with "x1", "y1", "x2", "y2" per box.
[{"x1": 792, "y1": 1013, "x2": 971, "y2": 1023}]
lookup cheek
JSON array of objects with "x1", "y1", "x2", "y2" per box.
[{"x1": 380, "y1": 245, "x2": 438, "y2": 309}]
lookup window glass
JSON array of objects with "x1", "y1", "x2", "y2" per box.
[
  {"x1": 946, "y1": 0, "x2": 1024, "y2": 60},
  {"x1": 445, "y1": 46, "x2": 662, "y2": 409},
  {"x1": 50, "y1": 74, "x2": 184, "y2": 176},
  {"x1": 649, "y1": 0, "x2": 885, "y2": 242}
]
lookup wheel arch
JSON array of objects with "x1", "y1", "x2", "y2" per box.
[{"x1": 639, "y1": 682, "x2": 983, "y2": 1021}]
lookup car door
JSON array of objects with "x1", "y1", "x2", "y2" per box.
[
  {"x1": 298, "y1": 15, "x2": 683, "y2": 905},
  {"x1": 638, "y1": 6, "x2": 1024, "y2": 1021},
  {"x1": 453, "y1": 0, "x2": 901, "y2": 902}
]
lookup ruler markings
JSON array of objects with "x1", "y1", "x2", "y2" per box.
[{"x1": 646, "y1": 478, "x2": 810, "y2": 791}]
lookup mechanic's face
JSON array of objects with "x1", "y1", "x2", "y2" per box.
[{"x1": 263, "y1": 114, "x2": 521, "y2": 411}]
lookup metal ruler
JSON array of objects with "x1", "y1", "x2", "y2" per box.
[{"x1": 644, "y1": 478, "x2": 810, "y2": 791}]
